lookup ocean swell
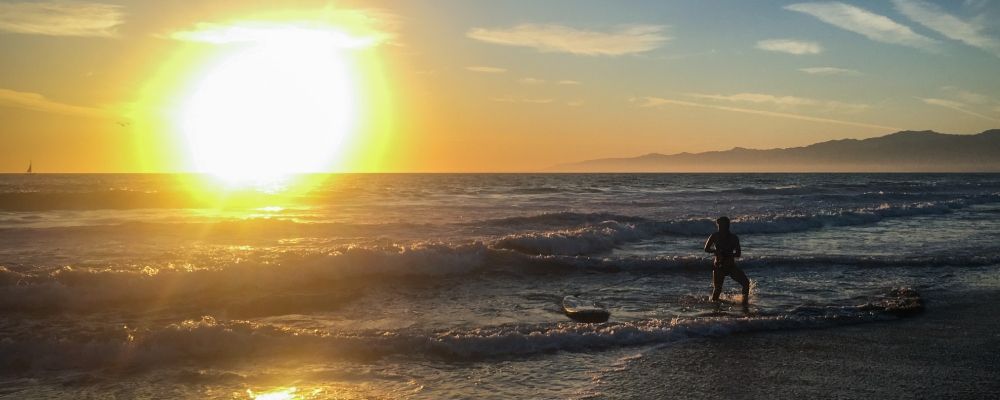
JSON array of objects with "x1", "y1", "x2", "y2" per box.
[
  {"x1": 0, "y1": 288, "x2": 922, "y2": 371},
  {"x1": 492, "y1": 198, "x2": 995, "y2": 256}
]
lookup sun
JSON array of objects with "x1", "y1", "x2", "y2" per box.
[{"x1": 177, "y1": 26, "x2": 360, "y2": 182}]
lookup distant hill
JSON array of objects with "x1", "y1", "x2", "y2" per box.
[{"x1": 549, "y1": 129, "x2": 1000, "y2": 172}]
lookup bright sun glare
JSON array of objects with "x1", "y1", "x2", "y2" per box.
[{"x1": 178, "y1": 26, "x2": 361, "y2": 182}]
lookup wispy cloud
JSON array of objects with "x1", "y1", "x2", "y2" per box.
[
  {"x1": 467, "y1": 24, "x2": 669, "y2": 56},
  {"x1": 0, "y1": 88, "x2": 106, "y2": 118},
  {"x1": 786, "y1": 2, "x2": 939, "y2": 51},
  {"x1": 170, "y1": 8, "x2": 394, "y2": 47},
  {"x1": 466, "y1": 66, "x2": 507, "y2": 73},
  {"x1": 921, "y1": 98, "x2": 1000, "y2": 122},
  {"x1": 567, "y1": 100, "x2": 585, "y2": 107},
  {"x1": 171, "y1": 23, "x2": 382, "y2": 48},
  {"x1": 798, "y1": 66, "x2": 861, "y2": 76},
  {"x1": 635, "y1": 96, "x2": 895, "y2": 131},
  {"x1": 687, "y1": 92, "x2": 870, "y2": 113},
  {"x1": 756, "y1": 39, "x2": 822, "y2": 55},
  {"x1": 0, "y1": 1, "x2": 124, "y2": 37},
  {"x1": 893, "y1": 0, "x2": 1000, "y2": 57},
  {"x1": 519, "y1": 78, "x2": 546, "y2": 85},
  {"x1": 689, "y1": 93, "x2": 817, "y2": 107},
  {"x1": 492, "y1": 96, "x2": 554, "y2": 104},
  {"x1": 557, "y1": 80, "x2": 582, "y2": 85},
  {"x1": 941, "y1": 86, "x2": 993, "y2": 105}
]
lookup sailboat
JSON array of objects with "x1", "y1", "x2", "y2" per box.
[{"x1": 26, "y1": 161, "x2": 32, "y2": 174}]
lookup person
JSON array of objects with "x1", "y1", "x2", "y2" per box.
[{"x1": 704, "y1": 216, "x2": 750, "y2": 305}]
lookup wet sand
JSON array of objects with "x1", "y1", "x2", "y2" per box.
[{"x1": 595, "y1": 289, "x2": 1000, "y2": 399}]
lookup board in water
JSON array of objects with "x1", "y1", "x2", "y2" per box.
[{"x1": 562, "y1": 295, "x2": 610, "y2": 323}]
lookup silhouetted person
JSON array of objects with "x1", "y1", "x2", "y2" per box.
[{"x1": 704, "y1": 216, "x2": 750, "y2": 305}]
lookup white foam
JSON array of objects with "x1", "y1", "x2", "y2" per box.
[{"x1": 0, "y1": 288, "x2": 921, "y2": 371}]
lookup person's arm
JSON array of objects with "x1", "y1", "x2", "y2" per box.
[
  {"x1": 704, "y1": 233, "x2": 716, "y2": 254},
  {"x1": 734, "y1": 235, "x2": 742, "y2": 258}
]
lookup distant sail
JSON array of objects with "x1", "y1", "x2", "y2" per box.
[{"x1": 26, "y1": 161, "x2": 32, "y2": 174}]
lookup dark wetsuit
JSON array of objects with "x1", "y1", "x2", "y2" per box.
[{"x1": 704, "y1": 231, "x2": 750, "y2": 303}]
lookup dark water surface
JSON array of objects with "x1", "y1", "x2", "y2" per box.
[{"x1": 1, "y1": 173, "x2": 998, "y2": 398}]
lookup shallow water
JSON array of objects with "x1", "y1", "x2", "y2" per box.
[{"x1": 1, "y1": 173, "x2": 998, "y2": 398}]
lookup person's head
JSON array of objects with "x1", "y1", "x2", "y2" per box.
[{"x1": 716, "y1": 216, "x2": 730, "y2": 233}]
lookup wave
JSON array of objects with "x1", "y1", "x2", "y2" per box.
[
  {"x1": 0, "y1": 244, "x2": 491, "y2": 314},
  {"x1": 491, "y1": 198, "x2": 995, "y2": 255},
  {"x1": 0, "y1": 238, "x2": 992, "y2": 316},
  {"x1": 0, "y1": 288, "x2": 922, "y2": 371},
  {"x1": 477, "y1": 212, "x2": 646, "y2": 228}
]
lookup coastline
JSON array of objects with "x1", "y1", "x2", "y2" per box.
[{"x1": 592, "y1": 288, "x2": 1000, "y2": 399}]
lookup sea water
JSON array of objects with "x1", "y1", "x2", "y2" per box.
[{"x1": 0, "y1": 173, "x2": 998, "y2": 399}]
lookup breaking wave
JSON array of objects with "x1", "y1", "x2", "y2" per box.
[
  {"x1": 0, "y1": 238, "x2": 990, "y2": 315},
  {"x1": 0, "y1": 288, "x2": 922, "y2": 371},
  {"x1": 493, "y1": 197, "x2": 995, "y2": 255}
]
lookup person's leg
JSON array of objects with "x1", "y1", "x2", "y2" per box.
[
  {"x1": 711, "y1": 268, "x2": 724, "y2": 301},
  {"x1": 730, "y1": 267, "x2": 750, "y2": 304}
]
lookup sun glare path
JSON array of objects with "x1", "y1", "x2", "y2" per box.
[{"x1": 178, "y1": 26, "x2": 360, "y2": 184}]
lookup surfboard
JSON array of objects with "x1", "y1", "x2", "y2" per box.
[{"x1": 562, "y1": 295, "x2": 610, "y2": 323}]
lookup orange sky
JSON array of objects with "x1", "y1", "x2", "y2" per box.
[{"x1": 1, "y1": 0, "x2": 998, "y2": 173}]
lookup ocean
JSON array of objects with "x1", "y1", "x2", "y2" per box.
[{"x1": 1, "y1": 173, "x2": 998, "y2": 399}]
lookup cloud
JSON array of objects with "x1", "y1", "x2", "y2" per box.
[
  {"x1": 921, "y1": 98, "x2": 1000, "y2": 122},
  {"x1": 786, "y1": 2, "x2": 939, "y2": 51},
  {"x1": 941, "y1": 86, "x2": 993, "y2": 105},
  {"x1": 519, "y1": 78, "x2": 546, "y2": 85},
  {"x1": 0, "y1": 1, "x2": 124, "y2": 37},
  {"x1": 0, "y1": 88, "x2": 106, "y2": 118},
  {"x1": 567, "y1": 100, "x2": 585, "y2": 107},
  {"x1": 466, "y1": 66, "x2": 507, "y2": 73},
  {"x1": 686, "y1": 92, "x2": 870, "y2": 113},
  {"x1": 893, "y1": 0, "x2": 1000, "y2": 56},
  {"x1": 171, "y1": 23, "x2": 382, "y2": 48},
  {"x1": 756, "y1": 39, "x2": 822, "y2": 54},
  {"x1": 635, "y1": 96, "x2": 895, "y2": 131},
  {"x1": 169, "y1": 8, "x2": 394, "y2": 47},
  {"x1": 492, "y1": 96, "x2": 554, "y2": 104},
  {"x1": 467, "y1": 23, "x2": 669, "y2": 56},
  {"x1": 557, "y1": 80, "x2": 582, "y2": 85},
  {"x1": 798, "y1": 66, "x2": 861, "y2": 76},
  {"x1": 689, "y1": 93, "x2": 818, "y2": 107}
]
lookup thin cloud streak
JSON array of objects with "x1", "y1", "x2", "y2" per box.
[
  {"x1": 0, "y1": 1, "x2": 124, "y2": 37},
  {"x1": 467, "y1": 23, "x2": 669, "y2": 56},
  {"x1": 756, "y1": 39, "x2": 822, "y2": 55},
  {"x1": 689, "y1": 93, "x2": 818, "y2": 107},
  {"x1": 893, "y1": 0, "x2": 1000, "y2": 56},
  {"x1": 941, "y1": 86, "x2": 993, "y2": 105},
  {"x1": 170, "y1": 23, "x2": 383, "y2": 48},
  {"x1": 921, "y1": 98, "x2": 1000, "y2": 122},
  {"x1": 0, "y1": 88, "x2": 107, "y2": 118},
  {"x1": 169, "y1": 8, "x2": 396, "y2": 47},
  {"x1": 786, "y1": 2, "x2": 939, "y2": 51},
  {"x1": 636, "y1": 96, "x2": 897, "y2": 131},
  {"x1": 687, "y1": 92, "x2": 870, "y2": 113},
  {"x1": 466, "y1": 66, "x2": 507, "y2": 73},
  {"x1": 799, "y1": 67, "x2": 861, "y2": 76},
  {"x1": 492, "y1": 96, "x2": 554, "y2": 104}
]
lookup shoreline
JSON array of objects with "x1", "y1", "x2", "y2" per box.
[{"x1": 592, "y1": 288, "x2": 1000, "y2": 399}]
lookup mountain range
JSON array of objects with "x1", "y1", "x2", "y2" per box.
[{"x1": 549, "y1": 129, "x2": 1000, "y2": 172}]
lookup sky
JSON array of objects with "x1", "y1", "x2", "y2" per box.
[{"x1": 1, "y1": 0, "x2": 999, "y2": 173}]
